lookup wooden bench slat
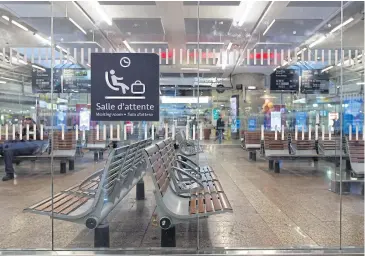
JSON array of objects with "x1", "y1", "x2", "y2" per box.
[
  {"x1": 204, "y1": 194, "x2": 213, "y2": 212},
  {"x1": 219, "y1": 192, "x2": 232, "y2": 210},
  {"x1": 160, "y1": 177, "x2": 170, "y2": 195},
  {"x1": 211, "y1": 193, "x2": 222, "y2": 211},
  {"x1": 60, "y1": 197, "x2": 90, "y2": 215},
  {"x1": 190, "y1": 195, "x2": 197, "y2": 214},
  {"x1": 40, "y1": 194, "x2": 76, "y2": 212}
]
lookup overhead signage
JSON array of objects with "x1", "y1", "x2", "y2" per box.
[
  {"x1": 32, "y1": 68, "x2": 90, "y2": 93},
  {"x1": 91, "y1": 53, "x2": 160, "y2": 121},
  {"x1": 270, "y1": 69, "x2": 299, "y2": 91},
  {"x1": 301, "y1": 69, "x2": 329, "y2": 94}
]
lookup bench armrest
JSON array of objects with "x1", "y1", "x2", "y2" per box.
[
  {"x1": 176, "y1": 154, "x2": 199, "y2": 167},
  {"x1": 172, "y1": 167, "x2": 204, "y2": 189},
  {"x1": 176, "y1": 159, "x2": 202, "y2": 179},
  {"x1": 78, "y1": 169, "x2": 104, "y2": 191}
]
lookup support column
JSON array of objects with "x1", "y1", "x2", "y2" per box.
[
  {"x1": 94, "y1": 221, "x2": 110, "y2": 248},
  {"x1": 69, "y1": 159, "x2": 75, "y2": 171},
  {"x1": 136, "y1": 178, "x2": 145, "y2": 200},
  {"x1": 161, "y1": 226, "x2": 176, "y2": 247}
]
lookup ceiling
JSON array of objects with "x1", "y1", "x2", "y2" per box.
[{"x1": 0, "y1": 1, "x2": 362, "y2": 97}]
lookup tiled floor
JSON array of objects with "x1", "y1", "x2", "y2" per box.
[{"x1": 0, "y1": 145, "x2": 363, "y2": 249}]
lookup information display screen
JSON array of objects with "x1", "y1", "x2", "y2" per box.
[
  {"x1": 230, "y1": 96, "x2": 238, "y2": 133},
  {"x1": 301, "y1": 69, "x2": 329, "y2": 94},
  {"x1": 270, "y1": 111, "x2": 281, "y2": 131},
  {"x1": 248, "y1": 118, "x2": 257, "y2": 131},
  {"x1": 32, "y1": 68, "x2": 90, "y2": 93},
  {"x1": 295, "y1": 112, "x2": 307, "y2": 132},
  {"x1": 270, "y1": 69, "x2": 300, "y2": 91}
]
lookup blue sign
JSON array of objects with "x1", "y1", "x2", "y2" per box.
[
  {"x1": 248, "y1": 118, "x2": 256, "y2": 131},
  {"x1": 295, "y1": 112, "x2": 307, "y2": 132},
  {"x1": 91, "y1": 53, "x2": 160, "y2": 121}
]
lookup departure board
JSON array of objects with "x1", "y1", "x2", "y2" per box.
[
  {"x1": 300, "y1": 69, "x2": 329, "y2": 94},
  {"x1": 270, "y1": 69, "x2": 300, "y2": 91}
]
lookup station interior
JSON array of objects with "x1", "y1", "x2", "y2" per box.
[{"x1": 0, "y1": 0, "x2": 363, "y2": 252}]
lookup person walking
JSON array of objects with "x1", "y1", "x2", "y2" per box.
[{"x1": 215, "y1": 115, "x2": 225, "y2": 144}]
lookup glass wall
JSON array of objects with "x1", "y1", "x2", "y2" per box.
[{"x1": 0, "y1": 0, "x2": 362, "y2": 251}]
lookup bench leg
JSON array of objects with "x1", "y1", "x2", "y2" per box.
[
  {"x1": 94, "y1": 221, "x2": 110, "y2": 248},
  {"x1": 248, "y1": 151, "x2": 252, "y2": 160},
  {"x1": 136, "y1": 178, "x2": 145, "y2": 200},
  {"x1": 313, "y1": 158, "x2": 319, "y2": 169},
  {"x1": 112, "y1": 141, "x2": 118, "y2": 149},
  {"x1": 274, "y1": 161, "x2": 280, "y2": 173},
  {"x1": 60, "y1": 161, "x2": 67, "y2": 174},
  {"x1": 346, "y1": 159, "x2": 351, "y2": 170},
  {"x1": 69, "y1": 160, "x2": 75, "y2": 171},
  {"x1": 252, "y1": 151, "x2": 257, "y2": 161},
  {"x1": 94, "y1": 152, "x2": 99, "y2": 161},
  {"x1": 161, "y1": 226, "x2": 176, "y2": 247},
  {"x1": 269, "y1": 160, "x2": 274, "y2": 170},
  {"x1": 99, "y1": 151, "x2": 104, "y2": 160}
]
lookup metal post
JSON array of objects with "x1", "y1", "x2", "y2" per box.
[
  {"x1": 68, "y1": 160, "x2": 74, "y2": 171},
  {"x1": 136, "y1": 178, "x2": 145, "y2": 200},
  {"x1": 161, "y1": 226, "x2": 176, "y2": 247},
  {"x1": 94, "y1": 220, "x2": 110, "y2": 248},
  {"x1": 60, "y1": 161, "x2": 66, "y2": 174}
]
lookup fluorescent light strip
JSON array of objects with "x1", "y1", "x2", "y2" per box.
[
  {"x1": 0, "y1": 76, "x2": 22, "y2": 82},
  {"x1": 35, "y1": 34, "x2": 51, "y2": 45},
  {"x1": 321, "y1": 65, "x2": 333, "y2": 73},
  {"x1": 0, "y1": 81, "x2": 6, "y2": 84},
  {"x1": 2, "y1": 15, "x2": 9, "y2": 21},
  {"x1": 123, "y1": 40, "x2": 135, "y2": 53},
  {"x1": 356, "y1": 82, "x2": 365, "y2": 85},
  {"x1": 248, "y1": 86, "x2": 257, "y2": 90},
  {"x1": 181, "y1": 68, "x2": 211, "y2": 72},
  {"x1": 68, "y1": 17, "x2": 87, "y2": 35},
  {"x1": 32, "y1": 64, "x2": 46, "y2": 72},
  {"x1": 11, "y1": 20, "x2": 28, "y2": 31},
  {"x1": 92, "y1": 0, "x2": 112, "y2": 25},
  {"x1": 56, "y1": 45, "x2": 69, "y2": 54},
  {"x1": 235, "y1": 1, "x2": 254, "y2": 26},
  {"x1": 263, "y1": 19, "x2": 275, "y2": 36},
  {"x1": 86, "y1": 63, "x2": 91, "y2": 67},
  {"x1": 227, "y1": 42, "x2": 232, "y2": 51},
  {"x1": 309, "y1": 35, "x2": 326, "y2": 48},
  {"x1": 72, "y1": 1, "x2": 95, "y2": 27},
  {"x1": 297, "y1": 47, "x2": 307, "y2": 56},
  {"x1": 330, "y1": 17, "x2": 354, "y2": 34}
]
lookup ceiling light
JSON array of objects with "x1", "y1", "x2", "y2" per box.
[
  {"x1": 35, "y1": 34, "x2": 51, "y2": 45},
  {"x1": 356, "y1": 82, "x2": 365, "y2": 85},
  {"x1": 248, "y1": 86, "x2": 257, "y2": 90},
  {"x1": 0, "y1": 76, "x2": 22, "y2": 83},
  {"x1": 330, "y1": 17, "x2": 354, "y2": 34},
  {"x1": 321, "y1": 65, "x2": 333, "y2": 73},
  {"x1": 297, "y1": 47, "x2": 307, "y2": 55},
  {"x1": 32, "y1": 64, "x2": 46, "y2": 72},
  {"x1": 2, "y1": 15, "x2": 9, "y2": 21},
  {"x1": 0, "y1": 81, "x2": 6, "y2": 84},
  {"x1": 11, "y1": 20, "x2": 28, "y2": 31},
  {"x1": 72, "y1": 1, "x2": 95, "y2": 27},
  {"x1": 86, "y1": 63, "x2": 91, "y2": 67},
  {"x1": 56, "y1": 45, "x2": 68, "y2": 54},
  {"x1": 123, "y1": 40, "x2": 135, "y2": 53},
  {"x1": 273, "y1": 66, "x2": 280, "y2": 71},
  {"x1": 263, "y1": 19, "x2": 275, "y2": 36},
  {"x1": 309, "y1": 35, "x2": 326, "y2": 48},
  {"x1": 68, "y1": 17, "x2": 86, "y2": 35},
  {"x1": 227, "y1": 42, "x2": 232, "y2": 51},
  {"x1": 92, "y1": 1, "x2": 112, "y2": 25},
  {"x1": 234, "y1": 1, "x2": 254, "y2": 26}
]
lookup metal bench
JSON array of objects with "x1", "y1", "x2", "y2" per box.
[
  {"x1": 0, "y1": 131, "x2": 76, "y2": 173},
  {"x1": 346, "y1": 138, "x2": 364, "y2": 178},
  {"x1": 85, "y1": 129, "x2": 109, "y2": 161},
  {"x1": 24, "y1": 138, "x2": 152, "y2": 247},
  {"x1": 175, "y1": 130, "x2": 202, "y2": 156},
  {"x1": 144, "y1": 141, "x2": 232, "y2": 247},
  {"x1": 156, "y1": 138, "x2": 215, "y2": 196},
  {"x1": 243, "y1": 131, "x2": 261, "y2": 161}
]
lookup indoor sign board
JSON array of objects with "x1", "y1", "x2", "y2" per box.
[{"x1": 91, "y1": 53, "x2": 160, "y2": 121}]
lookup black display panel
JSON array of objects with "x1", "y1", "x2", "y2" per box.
[
  {"x1": 270, "y1": 69, "x2": 300, "y2": 91},
  {"x1": 300, "y1": 69, "x2": 330, "y2": 94}
]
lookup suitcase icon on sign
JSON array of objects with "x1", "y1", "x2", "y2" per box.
[{"x1": 131, "y1": 80, "x2": 145, "y2": 94}]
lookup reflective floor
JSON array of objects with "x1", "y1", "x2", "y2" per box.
[{"x1": 0, "y1": 144, "x2": 363, "y2": 249}]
